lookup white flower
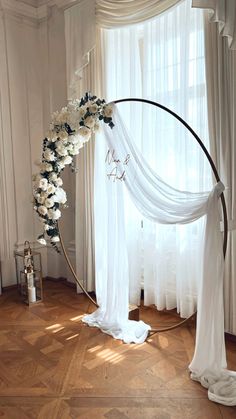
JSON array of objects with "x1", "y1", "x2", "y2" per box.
[
  {"x1": 61, "y1": 155, "x2": 72, "y2": 165},
  {"x1": 57, "y1": 161, "x2": 65, "y2": 170},
  {"x1": 44, "y1": 149, "x2": 55, "y2": 162},
  {"x1": 52, "y1": 108, "x2": 69, "y2": 126},
  {"x1": 44, "y1": 198, "x2": 54, "y2": 208},
  {"x1": 69, "y1": 136, "x2": 84, "y2": 151},
  {"x1": 49, "y1": 173, "x2": 57, "y2": 182},
  {"x1": 69, "y1": 134, "x2": 79, "y2": 145},
  {"x1": 38, "y1": 205, "x2": 48, "y2": 216},
  {"x1": 54, "y1": 177, "x2": 63, "y2": 187},
  {"x1": 47, "y1": 130, "x2": 58, "y2": 142},
  {"x1": 51, "y1": 236, "x2": 60, "y2": 243},
  {"x1": 67, "y1": 144, "x2": 74, "y2": 153},
  {"x1": 48, "y1": 208, "x2": 61, "y2": 220},
  {"x1": 47, "y1": 184, "x2": 56, "y2": 195},
  {"x1": 37, "y1": 237, "x2": 47, "y2": 245},
  {"x1": 40, "y1": 162, "x2": 53, "y2": 172},
  {"x1": 70, "y1": 145, "x2": 80, "y2": 156},
  {"x1": 53, "y1": 187, "x2": 67, "y2": 204},
  {"x1": 78, "y1": 126, "x2": 91, "y2": 139},
  {"x1": 56, "y1": 144, "x2": 68, "y2": 157},
  {"x1": 36, "y1": 195, "x2": 45, "y2": 205},
  {"x1": 89, "y1": 104, "x2": 98, "y2": 113},
  {"x1": 84, "y1": 115, "x2": 95, "y2": 128},
  {"x1": 78, "y1": 106, "x2": 86, "y2": 118},
  {"x1": 38, "y1": 178, "x2": 48, "y2": 191},
  {"x1": 58, "y1": 130, "x2": 68, "y2": 141},
  {"x1": 103, "y1": 104, "x2": 113, "y2": 118}
]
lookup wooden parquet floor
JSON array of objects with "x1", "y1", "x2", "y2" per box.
[{"x1": 0, "y1": 280, "x2": 236, "y2": 419}]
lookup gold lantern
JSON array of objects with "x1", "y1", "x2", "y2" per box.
[{"x1": 14, "y1": 241, "x2": 43, "y2": 305}]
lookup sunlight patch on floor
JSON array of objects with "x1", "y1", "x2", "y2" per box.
[
  {"x1": 88, "y1": 345, "x2": 102, "y2": 353},
  {"x1": 70, "y1": 315, "x2": 84, "y2": 322},
  {"x1": 66, "y1": 334, "x2": 79, "y2": 341},
  {"x1": 52, "y1": 327, "x2": 65, "y2": 333},
  {"x1": 46, "y1": 324, "x2": 62, "y2": 330},
  {"x1": 97, "y1": 348, "x2": 124, "y2": 364}
]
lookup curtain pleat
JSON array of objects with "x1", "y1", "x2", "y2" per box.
[
  {"x1": 204, "y1": 14, "x2": 236, "y2": 334},
  {"x1": 192, "y1": 0, "x2": 236, "y2": 49},
  {"x1": 96, "y1": 0, "x2": 181, "y2": 28}
]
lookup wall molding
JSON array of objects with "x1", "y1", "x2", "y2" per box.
[{"x1": 0, "y1": 0, "x2": 81, "y2": 23}]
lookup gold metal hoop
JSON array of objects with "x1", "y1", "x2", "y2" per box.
[{"x1": 59, "y1": 97, "x2": 228, "y2": 334}]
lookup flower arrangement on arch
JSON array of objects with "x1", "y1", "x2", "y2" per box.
[{"x1": 33, "y1": 92, "x2": 114, "y2": 251}]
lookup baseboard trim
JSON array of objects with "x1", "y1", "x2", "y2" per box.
[{"x1": 45, "y1": 276, "x2": 76, "y2": 289}]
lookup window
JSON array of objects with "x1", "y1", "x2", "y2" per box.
[{"x1": 98, "y1": 0, "x2": 211, "y2": 317}]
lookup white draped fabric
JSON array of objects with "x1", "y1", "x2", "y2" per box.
[
  {"x1": 83, "y1": 106, "x2": 236, "y2": 405},
  {"x1": 96, "y1": 0, "x2": 181, "y2": 28},
  {"x1": 192, "y1": 0, "x2": 236, "y2": 49}
]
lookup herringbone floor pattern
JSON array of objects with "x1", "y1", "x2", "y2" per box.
[{"x1": 0, "y1": 280, "x2": 235, "y2": 419}]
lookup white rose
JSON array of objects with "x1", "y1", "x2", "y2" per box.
[
  {"x1": 44, "y1": 149, "x2": 55, "y2": 162},
  {"x1": 56, "y1": 144, "x2": 68, "y2": 157},
  {"x1": 48, "y1": 208, "x2": 61, "y2": 220},
  {"x1": 78, "y1": 106, "x2": 86, "y2": 118},
  {"x1": 44, "y1": 198, "x2": 54, "y2": 208},
  {"x1": 51, "y1": 236, "x2": 60, "y2": 243},
  {"x1": 52, "y1": 108, "x2": 69, "y2": 125},
  {"x1": 89, "y1": 104, "x2": 98, "y2": 113},
  {"x1": 61, "y1": 155, "x2": 72, "y2": 165},
  {"x1": 78, "y1": 126, "x2": 91, "y2": 139},
  {"x1": 54, "y1": 177, "x2": 63, "y2": 187},
  {"x1": 37, "y1": 237, "x2": 47, "y2": 245},
  {"x1": 58, "y1": 130, "x2": 68, "y2": 141},
  {"x1": 47, "y1": 130, "x2": 58, "y2": 142},
  {"x1": 36, "y1": 195, "x2": 45, "y2": 205},
  {"x1": 57, "y1": 161, "x2": 65, "y2": 170},
  {"x1": 49, "y1": 173, "x2": 57, "y2": 182},
  {"x1": 103, "y1": 105, "x2": 113, "y2": 118},
  {"x1": 38, "y1": 205, "x2": 48, "y2": 216},
  {"x1": 38, "y1": 178, "x2": 48, "y2": 191},
  {"x1": 53, "y1": 187, "x2": 67, "y2": 204},
  {"x1": 40, "y1": 163, "x2": 53, "y2": 172},
  {"x1": 84, "y1": 115, "x2": 95, "y2": 128},
  {"x1": 47, "y1": 184, "x2": 56, "y2": 195},
  {"x1": 70, "y1": 146, "x2": 80, "y2": 156},
  {"x1": 67, "y1": 144, "x2": 74, "y2": 153},
  {"x1": 70, "y1": 135, "x2": 79, "y2": 145}
]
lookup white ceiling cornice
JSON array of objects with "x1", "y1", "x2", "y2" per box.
[{"x1": 0, "y1": 0, "x2": 80, "y2": 23}]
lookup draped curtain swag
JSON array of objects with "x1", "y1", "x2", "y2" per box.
[
  {"x1": 192, "y1": 0, "x2": 236, "y2": 49},
  {"x1": 95, "y1": 0, "x2": 181, "y2": 28}
]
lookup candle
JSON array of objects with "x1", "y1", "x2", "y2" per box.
[{"x1": 28, "y1": 286, "x2": 36, "y2": 303}]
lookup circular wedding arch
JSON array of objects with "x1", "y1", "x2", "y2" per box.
[{"x1": 58, "y1": 97, "x2": 228, "y2": 333}]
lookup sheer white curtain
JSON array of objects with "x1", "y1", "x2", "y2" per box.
[{"x1": 98, "y1": 0, "x2": 212, "y2": 317}]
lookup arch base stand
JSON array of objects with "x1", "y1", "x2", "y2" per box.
[{"x1": 59, "y1": 224, "x2": 197, "y2": 334}]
